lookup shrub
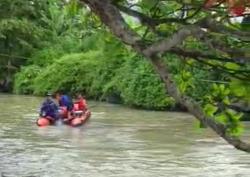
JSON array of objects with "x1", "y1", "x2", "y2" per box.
[
  {"x1": 13, "y1": 65, "x2": 41, "y2": 94},
  {"x1": 115, "y1": 56, "x2": 175, "y2": 110},
  {"x1": 32, "y1": 51, "x2": 101, "y2": 96}
]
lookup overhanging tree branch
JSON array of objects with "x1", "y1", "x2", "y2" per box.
[
  {"x1": 199, "y1": 18, "x2": 250, "y2": 41},
  {"x1": 170, "y1": 47, "x2": 239, "y2": 63},
  {"x1": 197, "y1": 33, "x2": 250, "y2": 64},
  {"x1": 81, "y1": 0, "x2": 250, "y2": 152},
  {"x1": 143, "y1": 26, "x2": 203, "y2": 57},
  {"x1": 113, "y1": 3, "x2": 250, "y2": 64},
  {"x1": 170, "y1": 47, "x2": 250, "y2": 80}
]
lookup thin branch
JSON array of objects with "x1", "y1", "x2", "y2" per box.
[
  {"x1": 0, "y1": 53, "x2": 29, "y2": 60},
  {"x1": 198, "y1": 17, "x2": 250, "y2": 41},
  {"x1": 193, "y1": 57, "x2": 250, "y2": 81},
  {"x1": 143, "y1": 25, "x2": 202, "y2": 57},
  {"x1": 170, "y1": 48, "x2": 250, "y2": 80},
  {"x1": 184, "y1": 5, "x2": 203, "y2": 20},
  {"x1": 170, "y1": 47, "x2": 238, "y2": 63},
  {"x1": 142, "y1": 0, "x2": 160, "y2": 39},
  {"x1": 114, "y1": 4, "x2": 189, "y2": 26},
  {"x1": 197, "y1": 34, "x2": 250, "y2": 64},
  {"x1": 115, "y1": 3, "x2": 250, "y2": 65}
]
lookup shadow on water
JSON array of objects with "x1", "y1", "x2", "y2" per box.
[{"x1": 0, "y1": 94, "x2": 250, "y2": 177}]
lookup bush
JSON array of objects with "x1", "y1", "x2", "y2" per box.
[
  {"x1": 29, "y1": 35, "x2": 85, "y2": 67},
  {"x1": 15, "y1": 47, "x2": 176, "y2": 110},
  {"x1": 114, "y1": 56, "x2": 175, "y2": 110},
  {"x1": 32, "y1": 51, "x2": 101, "y2": 96},
  {"x1": 13, "y1": 65, "x2": 41, "y2": 94}
]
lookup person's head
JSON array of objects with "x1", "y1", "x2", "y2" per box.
[
  {"x1": 54, "y1": 90, "x2": 63, "y2": 101},
  {"x1": 45, "y1": 92, "x2": 52, "y2": 99},
  {"x1": 76, "y1": 93, "x2": 84, "y2": 100}
]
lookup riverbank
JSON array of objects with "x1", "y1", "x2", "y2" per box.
[
  {"x1": 13, "y1": 51, "x2": 180, "y2": 111},
  {"x1": 12, "y1": 47, "x2": 212, "y2": 111}
]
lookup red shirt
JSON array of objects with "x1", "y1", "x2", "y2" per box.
[{"x1": 74, "y1": 98, "x2": 87, "y2": 111}]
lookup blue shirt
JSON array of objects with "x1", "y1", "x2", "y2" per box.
[
  {"x1": 59, "y1": 95, "x2": 73, "y2": 111},
  {"x1": 40, "y1": 98, "x2": 59, "y2": 120}
]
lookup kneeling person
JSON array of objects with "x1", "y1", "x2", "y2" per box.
[
  {"x1": 55, "y1": 91, "x2": 74, "y2": 122},
  {"x1": 71, "y1": 94, "x2": 91, "y2": 126},
  {"x1": 37, "y1": 93, "x2": 59, "y2": 126}
]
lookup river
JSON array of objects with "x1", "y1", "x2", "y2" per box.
[{"x1": 0, "y1": 94, "x2": 250, "y2": 177}]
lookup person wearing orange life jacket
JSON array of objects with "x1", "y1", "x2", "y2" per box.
[
  {"x1": 74, "y1": 94, "x2": 87, "y2": 111},
  {"x1": 73, "y1": 94, "x2": 91, "y2": 121}
]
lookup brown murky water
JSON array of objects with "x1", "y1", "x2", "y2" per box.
[{"x1": 0, "y1": 94, "x2": 250, "y2": 177}]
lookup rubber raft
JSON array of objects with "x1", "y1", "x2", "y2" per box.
[{"x1": 37, "y1": 110, "x2": 91, "y2": 127}]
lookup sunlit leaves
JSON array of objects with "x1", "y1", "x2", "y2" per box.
[
  {"x1": 204, "y1": 103, "x2": 218, "y2": 116},
  {"x1": 211, "y1": 84, "x2": 230, "y2": 99},
  {"x1": 202, "y1": 82, "x2": 246, "y2": 136},
  {"x1": 215, "y1": 109, "x2": 243, "y2": 136},
  {"x1": 225, "y1": 108, "x2": 244, "y2": 136},
  {"x1": 175, "y1": 70, "x2": 195, "y2": 93},
  {"x1": 65, "y1": 0, "x2": 79, "y2": 17},
  {"x1": 224, "y1": 62, "x2": 240, "y2": 70},
  {"x1": 230, "y1": 79, "x2": 250, "y2": 100}
]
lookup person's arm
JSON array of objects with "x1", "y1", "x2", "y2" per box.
[
  {"x1": 80, "y1": 99, "x2": 88, "y2": 111},
  {"x1": 83, "y1": 99, "x2": 87, "y2": 108},
  {"x1": 39, "y1": 102, "x2": 46, "y2": 117},
  {"x1": 67, "y1": 96, "x2": 74, "y2": 111},
  {"x1": 53, "y1": 103, "x2": 60, "y2": 120}
]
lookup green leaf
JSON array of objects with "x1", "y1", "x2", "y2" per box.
[
  {"x1": 215, "y1": 113, "x2": 228, "y2": 124},
  {"x1": 204, "y1": 104, "x2": 218, "y2": 117},
  {"x1": 219, "y1": 84, "x2": 225, "y2": 92},
  {"x1": 141, "y1": 0, "x2": 158, "y2": 9},
  {"x1": 227, "y1": 124, "x2": 243, "y2": 137},
  {"x1": 225, "y1": 62, "x2": 240, "y2": 70},
  {"x1": 222, "y1": 97, "x2": 230, "y2": 105},
  {"x1": 230, "y1": 79, "x2": 247, "y2": 97},
  {"x1": 226, "y1": 109, "x2": 243, "y2": 121}
]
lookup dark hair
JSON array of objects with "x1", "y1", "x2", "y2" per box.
[
  {"x1": 75, "y1": 93, "x2": 85, "y2": 98},
  {"x1": 54, "y1": 90, "x2": 65, "y2": 95}
]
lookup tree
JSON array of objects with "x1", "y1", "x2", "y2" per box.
[
  {"x1": 0, "y1": 0, "x2": 84, "y2": 91},
  {"x1": 0, "y1": 0, "x2": 51, "y2": 91},
  {"x1": 80, "y1": 0, "x2": 250, "y2": 152}
]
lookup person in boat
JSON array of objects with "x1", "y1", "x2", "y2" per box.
[
  {"x1": 73, "y1": 94, "x2": 91, "y2": 119},
  {"x1": 74, "y1": 94, "x2": 88, "y2": 112},
  {"x1": 54, "y1": 91, "x2": 74, "y2": 121},
  {"x1": 69, "y1": 94, "x2": 91, "y2": 126},
  {"x1": 39, "y1": 93, "x2": 59, "y2": 124}
]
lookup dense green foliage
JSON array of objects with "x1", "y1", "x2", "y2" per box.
[
  {"x1": 32, "y1": 53, "x2": 94, "y2": 95},
  {"x1": 2, "y1": 0, "x2": 250, "y2": 119},
  {"x1": 115, "y1": 55, "x2": 175, "y2": 109},
  {"x1": 14, "y1": 65, "x2": 41, "y2": 94},
  {"x1": 14, "y1": 45, "x2": 176, "y2": 109},
  {"x1": 4, "y1": 0, "x2": 177, "y2": 110}
]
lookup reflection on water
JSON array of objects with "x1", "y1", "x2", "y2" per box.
[{"x1": 0, "y1": 94, "x2": 250, "y2": 177}]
